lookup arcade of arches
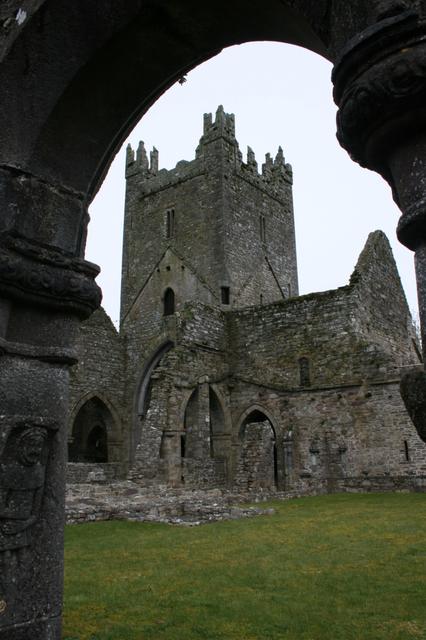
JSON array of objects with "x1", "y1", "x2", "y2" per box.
[{"x1": 2, "y1": 1, "x2": 426, "y2": 638}]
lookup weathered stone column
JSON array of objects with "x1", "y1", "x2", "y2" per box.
[
  {"x1": 0, "y1": 168, "x2": 101, "y2": 639},
  {"x1": 332, "y1": 2, "x2": 426, "y2": 442}
]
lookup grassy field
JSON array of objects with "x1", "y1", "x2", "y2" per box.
[{"x1": 63, "y1": 493, "x2": 426, "y2": 640}]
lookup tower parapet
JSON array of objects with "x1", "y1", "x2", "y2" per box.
[
  {"x1": 125, "y1": 141, "x2": 159, "y2": 179},
  {"x1": 198, "y1": 104, "x2": 236, "y2": 145},
  {"x1": 125, "y1": 107, "x2": 293, "y2": 202}
]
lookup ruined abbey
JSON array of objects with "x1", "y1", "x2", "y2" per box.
[{"x1": 68, "y1": 106, "x2": 426, "y2": 494}]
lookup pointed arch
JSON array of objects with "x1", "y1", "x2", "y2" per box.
[
  {"x1": 135, "y1": 340, "x2": 174, "y2": 417},
  {"x1": 131, "y1": 340, "x2": 174, "y2": 460},
  {"x1": 236, "y1": 404, "x2": 279, "y2": 440},
  {"x1": 68, "y1": 391, "x2": 121, "y2": 440},
  {"x1": 68, "y1": 395, "x2": 119, "y2": 463},
  {"x1": 236, "y1": 404, "x2": 279, "y2": 490}
]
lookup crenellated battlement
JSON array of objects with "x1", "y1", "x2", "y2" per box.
[
  {"x1": 201, "y1": 104, "x2": 236, "y2": 141},
  {"x1": 242, "y1": 145, "x2": 293, "y2": 187},
  {"x1": 125, "y1": 106, "x2": 293, "y2": 197},
  {"x1": 125, "y1": 141, "x2": 159, "y2": 179}
]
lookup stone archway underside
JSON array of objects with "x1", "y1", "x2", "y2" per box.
[{"x1": 2, "y1": 1, "x2": 426, "y2": 637}]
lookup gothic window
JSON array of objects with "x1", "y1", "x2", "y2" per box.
[
  {"x1": 299, "y1": 357, "x2": 311, "y2": 387},
  {"x1": 221, "y1": 286, "x2": 230, "y2": 305},
  {"x1": 163, "y1": 288, "x2": 175, "y2": 316},
  {"x1": 260, "y1": 215, "x2": 266, "y2": 243},
  {"x1": 165, "y1": 208, "x2": 175, "y2": 239}
]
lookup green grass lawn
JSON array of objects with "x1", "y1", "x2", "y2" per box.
[{"x1": 63, "y1": 493, "x2": 426, "y2": 640}]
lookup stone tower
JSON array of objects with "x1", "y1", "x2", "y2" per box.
[{"x1": 120, "y1": 105, "x2": 298, "y2": 329}]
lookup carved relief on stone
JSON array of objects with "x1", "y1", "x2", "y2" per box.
[
  {"x1": 337, "y1": 47, "x2": 426, "y2": 151},
  {"x1": 0, "y1": 230, "x2": 101, "y2": 317},
  {"x1": 332, "y1": 8, "x2": 424, "y2": 171},
  {"x1": 0, "y1": 418, "x2": 57, "y2": 553}
]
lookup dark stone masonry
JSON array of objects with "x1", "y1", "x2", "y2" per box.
[
  {"x1": 68, "y1": 107, "x2": 426, "y2": 512},
  {"x1": 3, "y1": 2, "x2": 426, "y2": 636}
]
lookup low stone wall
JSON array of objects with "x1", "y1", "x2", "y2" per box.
[
  {"x1": 67, "y1": 462, "x2": 122, "y2": 484},
  {"x1": 335, "y1": 475, "x2": 426, "y2": 493},
  {"x1": 65, "y1": 482, "x2": 279, "y2": 525},
  {"x1": 65, "y1": 475, "x2": 426, "y2": 527}
]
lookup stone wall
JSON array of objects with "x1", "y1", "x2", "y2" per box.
[{"x1": 68, "y1": 308, "x2": 126, "y2": 469}]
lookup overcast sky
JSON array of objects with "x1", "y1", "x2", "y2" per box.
[{"x1": 87, "y1": 42, "x2": 418, "y2": 328}]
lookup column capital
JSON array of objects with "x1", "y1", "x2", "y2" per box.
[
  {"x1": 333, "y1": 7, "x2": 425, "y2": 182},
  {"x1": 0, "y1": 230, "x2": 101, "y2": 318}
]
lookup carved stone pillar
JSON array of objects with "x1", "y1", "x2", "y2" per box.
[
  {"x1": 332, "y1": 2, "x2": 426, "y2": 442},
  {"x1": 0, "y1": 168, "x2": 101, "y2": 639}
]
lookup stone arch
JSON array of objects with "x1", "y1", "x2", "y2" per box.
[
  {"x1": 236, "y1": 404, "x2": 279, "y2": 440},
  {"x1": 135, "y1": 340, "x2": 174, "y2": 417},
  {"x1": 236, "y1": 404, "x2": 279, "y2": 490},
  {"x1": 68, "y1": 394, "x2": 120, "y2": 463},
  {"x1": 68, "y1": 391, "x2": 121, "y2": 442},
  {"x1": 132, "y1": 340, "x2": 174, "y2": 459},
  {"x1": 0, "y1": 3, "x2": 331, "y2": 201}
]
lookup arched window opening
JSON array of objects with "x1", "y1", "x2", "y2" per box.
[
  {"x1": 221, "y1": 286, "x2": 230, "y2": 305},
  {"x1": 299, "y1": 356, "x2": 311, "y2": 387},
  {"x1": 165, "y1": 208, "x2": 175, "y2": 239},
  {"x1": 69, "y1": 397, "x2": 113, "y2": 463},
  {"x1": 404, "y1": 439, "x2": 410, "y2": 462},
  {"x1": 164, "y1": 287, "x2": 175, "y2": 316}
]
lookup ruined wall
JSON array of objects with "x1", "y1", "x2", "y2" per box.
[
  {"x1": 127, "y1": 303, "x2": 230, "y2": 487},
  {"x1": 68, "y1": 230, "x2": 426, "y2": 492},
  {"x1": 235, "y1": 420, "x2": 277, "y2": 491},
  {"x1": 350, "y1": 230, "x2": 422, "y2": 365},
  {"x1": 228, "y1": 378, "x2": 426, "y2": 493},
  {"x1": 68, "y1": 308, "x2": 125, "y2": 471},
  {"x1": 229, "y1": 232, "x2": 420, "y2": 390},
  {"x1": 228, "y1": 286, "x2": 369, "y2": 389}
]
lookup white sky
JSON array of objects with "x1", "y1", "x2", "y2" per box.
[{"x1": 87, "y1": 42, "x2": 418, "y2": 327}]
